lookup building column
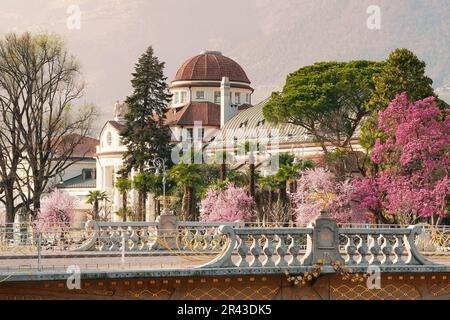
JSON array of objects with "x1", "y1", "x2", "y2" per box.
[{"x1": 113, "y1": 165, "x2": 120, "y2": 222}]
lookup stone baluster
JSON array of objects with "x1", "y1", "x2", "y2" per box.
[
  {"x1": 392, "y1": 235, "x2": 406, "y2": 264},
  {"x1": 344, "y1": 235, "x2": 358, "y2": 265},
  {"x1": 356, "y1": 234, "x2": 369, "y2": 264},
  {"x1": 368, "y1": 234, "x2": 382, "y2": 265},
  {"x1": 380, "y1": 234, "x2": 393, "y2": 265},
  {"x1": 262, "y1": 234, "x2": 275, "y2": 267},
  {"x1": 129, "y1": 228, "x2": 139, "y2": 251},
  {"x1": 118, "y1": 227, "x2": 128, "y2": 252},
  {"x1": 288, "y1": 234, "x2": 302, "y2": 267},
  {"x1": 249, "y1": 235, "x2": 262, "y2": 267},
  {"x1": 109, "y1": 227, "x2": 121, "y2": 251},
  {"x1": 98, "y1": 228, "x2": 108, "y2": 251},
  {"x1": 275, "y1": 234, "x2": 288, "y2": 267},
  {"x1": 140, "y1": 228, "x2": 150, "y2": 251},
  {"x1": 236, "y1": 235, "x2": 249, "y2": 267}
]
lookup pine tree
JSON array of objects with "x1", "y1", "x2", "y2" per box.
[
  {"x1": 120, "y1": 46, "x2": 172, "y2": 220},
  {"x1": 360, "y1": 48, "x2": 436, "y2": 149}
]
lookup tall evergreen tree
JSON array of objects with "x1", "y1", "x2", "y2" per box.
[
  {"x1": 360, "y1": 48, "x2": 436, "y2": 150},
  {"x1": 120, "y1": 46, "x2": 172, "y2": 220}
]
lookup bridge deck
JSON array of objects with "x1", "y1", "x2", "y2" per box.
[{"x1": 1, "y1": 253, "x2": 449, "y2": 282}]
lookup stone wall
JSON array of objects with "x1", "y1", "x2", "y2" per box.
[{"x1": 0, "y1": 273, "x2": 448, "y2": 300}]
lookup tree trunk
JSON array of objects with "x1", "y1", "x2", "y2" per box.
[
  {"x1": 137, "y1": 191, "x2": 143, "y2": 220},
  {"x1": 278, "y1": 184, "x2": 287, "y2": 204},
  {"x1": 3, "y1": 180, "x2": 15, "y2": 223},
  {"x1": 142, "y1": 193, "x2": 147, "y2": 221},
  {"x1": 93, "y1": 201, "x2": 99, "y2": 220},
  {"x1": 249, "y1": 163, "x2": 255, "y2": 198},
  {"x1": 220, "y1": 163, "x2": 226, "y2": 181},
  {"x1": 32, "y1": 189, "x2": 43, "y2": 219},
  {"x1": 288, "y1": 181, "x2": 296, "y2": 194},
  {"x1": 186, "y1": 186, "x2": 194, "y2": 221},
  {"x1": 181, "y1": 186, "x2": 191, "y2": 221},
  {"x1": 122, "y1": 192, "x2": 127, "y2": 222},
  {"x1": 268, "y1": 190, "x2": 274, "y2": 210},
  {"x1": 156, "y1": 199, "x2": 161, "y2": 217}
]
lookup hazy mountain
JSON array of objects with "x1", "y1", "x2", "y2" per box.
[
  {"x1": 230, "y1": 0, "x2": 450, "y2": 103},
  {"x1": 1, "y1": 0, "x2": 449, "y2": 131}
]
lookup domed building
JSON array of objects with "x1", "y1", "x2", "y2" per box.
[
  {"x1": 92, "y1": 51, "x2": 257, "y2": 221},
  {"x1": 81, "y1": 50, "x2": 363, "y2": 222},
  {"x1": 164, "y1": 50, "x2": 253, "y2": 143}
]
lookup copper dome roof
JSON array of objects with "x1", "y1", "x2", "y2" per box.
[{"x1": 172, "y1": 51, "x2": 251, "y2": 84}]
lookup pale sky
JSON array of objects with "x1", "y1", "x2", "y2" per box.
[{"x1": 1, "y1": 0, "x2": 449, "y2": 131}]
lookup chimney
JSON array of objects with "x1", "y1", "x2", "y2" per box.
[{"x1": 220, "y1": 76, "x2": 231, "y2": 128}]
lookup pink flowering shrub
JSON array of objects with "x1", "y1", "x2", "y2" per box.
[
  {"x1": 36, "y1": 190, "x2": 77, "y2": 231},
  {"x1": 355, "y1": 93, "x2": 449, "y2": 224},
  {"x1": 291, "y1": 168, "x2": 371, "y2": 224},
  {"x1": 199, "y1": 183, "x2": 255, "y2": 222}
]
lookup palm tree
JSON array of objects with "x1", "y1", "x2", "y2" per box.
[
  {"x1": 168, "y1": 163, "x2": 203, "y2": 220},
  {"x1": 133, "y1": 173, "x2": 152, "y2": 221},
  {"x1": 86, "y1": 191, "x2": 108, "y2": 220},
  {"x1": 275, "y1": 154, "x2": 314, "y2": 204},
  {"x1": 214, "y1": 151, "x2": 234, "y2": 181},
  {"x1": 116, "y1": 176, "x2": 132, "y2": 222},
  {"x1": 258, "y1": 175, "x2": 278, "y2": 209}
]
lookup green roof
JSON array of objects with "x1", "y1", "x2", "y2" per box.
[{"x1": 57, "y1": 174, "x2": 96, "y2": 189}]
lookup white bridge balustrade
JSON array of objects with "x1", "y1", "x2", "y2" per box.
[
  {"x1": 80, "y1": 219, "x2": 240, "y2": 252},
  {"x1": 196, "y1": 211, "x2": 447, "y2": 273},
  {"x1": 0, "y1": 210, "x2": 449, "y2": 276}
]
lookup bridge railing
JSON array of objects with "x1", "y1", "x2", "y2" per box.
[
  {"x1": 197, "y1": 211, "x2": 439, "y2": 270},
  {"x1": 0, "y1": 212, "x2": 242, "y2": 254},
  {"x1": 0, "y1": 211, "x2": 448, "y2": 260},
  {"x1": 83, "y1": 219, "x2": 239, "y2": 252}
]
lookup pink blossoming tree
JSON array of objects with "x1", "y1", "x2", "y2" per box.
[
  {"x1": 199, "y1": 183, "x2": 255, "y2": 222},
  {"x1": 354, "y1": 93, "x2": 449, "y2": 225},
  {"x1": 36, "y1": 190, "x2": 77, "y2": 231},
  {"x1": 291, "y1": 168, "x2": 371, "y2": 224}
]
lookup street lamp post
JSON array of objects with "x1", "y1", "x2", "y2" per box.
[{"x1": 150, "y1": 157, "x2": 167, "y2": 211}]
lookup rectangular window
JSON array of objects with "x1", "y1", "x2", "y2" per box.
[
  {"x1": 246, "y1": 93, "x2": 250, "y2": 103},
  {"x1": 198, "y1": 128, "x2": 205, "y2": 141},
  {"x1": 235, "y1": 92, "x2": 241, "y2": 104},
  {"x1": 214, "y1": 91, "x2": 221, "y2": 104},
  {"x1": 196, "y1": 91, "x2": 205, "y2": 100},
  {"x1": 173, "y1": 92, "x2": 179, "y2": 104},
  {"x1": 186, "y1": 128, "x2": 193, "y2": 141},
  {"x1": 180, "y1": 91, "x2": 187, "y2": 103}
]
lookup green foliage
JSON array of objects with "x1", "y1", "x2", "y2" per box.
[
  {"x1": 367, "y1": 48, "x2": 435, "y2": 112},
  {"x1": 168, "y1": 163, "x2": 203, "y2": 189},
  {"x1": 264, "y1": 60, "x2": 383, "y2": 151},
  {"x1": 258, "y1": 175, "x2": 279, "y2": 191},
  {"x1": 120, "y1": 46, "x2": 173, "y2": 173},
  {"x1": 206, "y1": 170, "x2": 249, "y2": 194},
  {"x1": 117, "y1": 207, "x2": 134, "y2": 220},
  {"x1": 360, "y1": 48, "x2": 437, "y2": 149},
  {"x1": 86, "y1": 191, "x2": 108, "y2": 205},
  {"x1": 115, "y1": 176, "x2": 131, "y2": 193},
  {"x1": 262, "y1": 153, "x2": 314, "y2": 185},
  {"x1": 325, "y1": 148, "x2": 347, "y2": 163},
  {"x1": 226, "y1": 170, "x2": 249, "y2": 188}
]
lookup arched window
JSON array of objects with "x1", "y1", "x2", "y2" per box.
[{"x1": 106, "y1": 132, "x2": 112, "y2": 146}]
